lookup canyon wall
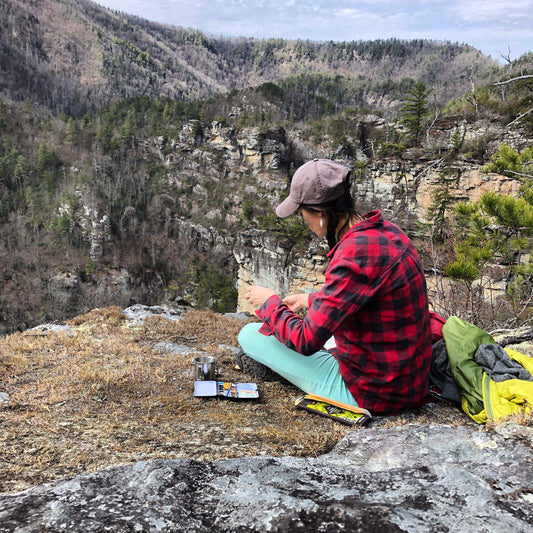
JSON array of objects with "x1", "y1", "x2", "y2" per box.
[{"x1": 39, "y1": 116, "x2": 530, "y2": 319}]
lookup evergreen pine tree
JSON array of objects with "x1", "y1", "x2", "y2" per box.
[{"x1": 399, "y1": 81, "x2": 430, "y2": 146}]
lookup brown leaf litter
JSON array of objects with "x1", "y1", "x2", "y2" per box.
[{"x1": 0, "y1": 307, "x2": 528, "y2": 494}]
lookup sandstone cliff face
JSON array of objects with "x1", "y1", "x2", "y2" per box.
[
  {"x1": 234, "y1": 230, "x2": 328, "y2": 313},
  {"x1": 233, "y1": 162, "x2": 520, "y2": 313},
  {"x1": 46, "y1": 116, "x2": 529, "y2": 317},
  {"x1": 231, "y1": 119, "x2": 527, "y2": 312},
  {"x1": 361, "y1": 161, "x2": 519, "y2": 228}
]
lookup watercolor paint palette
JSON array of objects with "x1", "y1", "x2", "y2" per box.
[{"x1": 194, "y1": 381, "x2": 259, "y2": 399}]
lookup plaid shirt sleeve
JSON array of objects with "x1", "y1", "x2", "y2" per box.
[{"x1": 256, "y1": 211, "x2": 432, "y2": 415}]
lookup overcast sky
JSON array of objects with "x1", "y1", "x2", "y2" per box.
[{"x1": 94, "y1": 0, "x2": 533, "y2": 62}]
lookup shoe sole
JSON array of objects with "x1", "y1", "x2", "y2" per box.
[{"x1": 236, "y1": 350, "x2": 280, "y2": 381}]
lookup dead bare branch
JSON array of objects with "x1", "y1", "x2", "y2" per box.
[
  {"x1": 507, "y1": 107, "x2": 533, "y2": 128},
  {"x1": 499, "y1": 46, "x2": 513, "y2": 65},
  {"x1": 495, "y1": 75, "x2": 533, "y2": 86}
]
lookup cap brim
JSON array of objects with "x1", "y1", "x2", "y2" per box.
[{"x1": 275, "y1": 196, "x2": 300, "y2": 218}]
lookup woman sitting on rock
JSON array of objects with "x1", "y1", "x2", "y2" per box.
[{"x1": 238, "y1": 158, "x2": 432, "y2": 415}]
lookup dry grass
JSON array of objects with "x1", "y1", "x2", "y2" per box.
[{"x1": 0, "y1": 306, "x2": 508, "y2": 495}]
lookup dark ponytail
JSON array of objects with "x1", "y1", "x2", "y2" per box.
[{"x1": 301, "y1": 173, "x2": 361, "y2": 250}]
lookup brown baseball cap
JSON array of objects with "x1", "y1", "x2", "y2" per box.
[{"x1": 276, "y1": 159, "x2": 351, "y2": 218}]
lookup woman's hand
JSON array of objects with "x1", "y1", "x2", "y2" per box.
[
  {"x1": 283, "y1": 293, "x2": 310, "y2": 312},
  {"x1": 244, "y1": 285, "x2": 276, "y2": 308}
]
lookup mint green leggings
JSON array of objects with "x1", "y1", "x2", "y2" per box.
[{"x1": 237, "y1": 322, "x2": 359, "y2": 407}]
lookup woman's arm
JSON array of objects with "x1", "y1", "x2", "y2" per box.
[
  {"x1": 244, "y1": 285, "x2": 276, "y2": 308},
  {"x1": 244, "y1": 286, "x2": 309, "y2": 312},
  {"x1": 256, "y1": 255, "x2": 375, "y2": 355}
]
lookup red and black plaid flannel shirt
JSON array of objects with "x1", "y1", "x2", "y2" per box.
[{"x1": 256, "y1": 210, "x2": 432, "y2": 415}]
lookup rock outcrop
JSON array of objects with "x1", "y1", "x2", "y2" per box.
[
  {"x1": 234, "y1": 229, "x2": 327, "y2": 313},
  {"x1": 1, "y1": 424, "x2": 531, "y2": 532},
  {"x1": 3, "y1": 107, "x2": 531, "y2": 332}
]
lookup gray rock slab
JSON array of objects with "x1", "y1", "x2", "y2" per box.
[
  {"x1": 122, "y1": 304, "x2": 186, "y2": 326},
  {"x1": 223, "y1": 312, "x2": 251, "y2": 320},
  {"x1": 28, "y1": 324, "x2": 73, "y2": 334},
  {"x1": 154, "y1": 342, "x2": 205, "y2": 356},
  {"x1": 218, "y1": 343, "x2": 241, "y2": 354},
  {"x1": 0, "y1": 425, "x2": 531, "y2": 533}
]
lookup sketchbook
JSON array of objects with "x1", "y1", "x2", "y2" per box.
[
  {"x1": 295, "y1": 394, "x2": 371, "y2": 426},
  {"x1": 194, "y1": 380, "x2": 259, "y2": 399}
]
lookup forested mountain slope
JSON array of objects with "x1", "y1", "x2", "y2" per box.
[
  {"x1": 0, "y1": 0, "x2": 501, "y2": 117},
  {"x1": 0, "y1": 0, "x2": 531, "y2": 335}
]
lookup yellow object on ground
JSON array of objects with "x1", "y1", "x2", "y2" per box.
[{"x1": 443, "y1": 316, "x2": 533, "y2": 424}]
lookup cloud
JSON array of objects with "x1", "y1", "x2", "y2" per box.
[{"x1": 454, "y1": 0, "x2": 533, "y2": 22}]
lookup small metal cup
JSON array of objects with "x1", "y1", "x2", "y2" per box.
[{"x1": 192, "y1": 355, "x2": 217, "y2": 381}]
